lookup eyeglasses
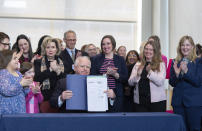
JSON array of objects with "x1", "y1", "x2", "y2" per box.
[
  {"x1": 0, "y1": 42, "x2": 10, "y2": 46},
  {"x1": 66, "y1": 39, "x2": 76, "y2": 42},
  {"x1": 128, "y1": 54, "x2": 137, "y2": 57}
]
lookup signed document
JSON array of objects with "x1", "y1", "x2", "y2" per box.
[{"x1": 87, "y1": 76, "x2": 108, "y2": 112}]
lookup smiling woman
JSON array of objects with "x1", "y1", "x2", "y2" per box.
[
  {"x1": 0, "y1": 50, "x2": 33, "y2": 114},
  {"x1": 12, "y1": 34, "x2": 33, "y2": 64},
  {"x1": 169, "y1": 35, "x2": 199, "y2": 131},
  {"x1": 91, "y1": 35, "x2": 128, "y2": 112},
  {"x1": 128, "y1": 40, "x2": 166, "y2": 112}
]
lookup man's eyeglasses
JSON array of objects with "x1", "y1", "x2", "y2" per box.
[{"x1": 66, "y1": 39, "x2": 76, "y2": 42}]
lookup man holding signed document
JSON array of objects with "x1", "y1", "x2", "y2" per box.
[
  {"x1": 50, "y1": 56, "x2": 90, "y2": 112},
  {"x1": 50, "y1": 56, "x2": 114, "y2": 112}
]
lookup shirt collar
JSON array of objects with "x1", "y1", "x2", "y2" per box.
[{"x1": 66, "y1": 48, "x2": 75, "y2": 53}]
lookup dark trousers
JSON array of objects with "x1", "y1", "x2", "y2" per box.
[
  {"x1": 173, "y1": 106, "x2": 202, "y2": 131},
  {"x1": 123, "y1": 96, "x2": 134, "y2": 112},
  {"x1": 133, "y1": 100, "x2": 166, "y2": 112}
]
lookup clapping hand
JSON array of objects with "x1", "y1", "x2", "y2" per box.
[
  {"x1": 106, "y1": 67, "x2": 118, "y2": 77},
  {"x1": 16, "y1": 49, "x2": 23, "y2": 59},
  {"x1": 20, "y1": 76, "x2": 33, "y2": 87},
  {"x1": 31, "y1": 55, "x2": 42, "y2": 63},
  {"x1": 50, "y1": 60, "x2": 59, "y2": 72},
  {"x1": 31, "y1": 82, "x2": 41, "y2": 94},
  {"x1": 146, "y1": 64, "x2": 151, "y2": 72},
  {"x1": 180, "y1": 61, "x2": 188, "y2": 74},
  {"x1": 173, "y1": 61, "x2": 181, "y2": 77}
]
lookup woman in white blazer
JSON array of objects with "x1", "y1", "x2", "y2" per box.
[{"x1": 128, "y1": 40, "x2": 166, "y2": 112}]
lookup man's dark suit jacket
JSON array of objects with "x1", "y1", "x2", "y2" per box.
[
  {"x1": 59, "y1": 49, "x2": 88, "y2": 75},
  {"x1": 50, "y1": 78, "x2": 86, "y2": 113}
]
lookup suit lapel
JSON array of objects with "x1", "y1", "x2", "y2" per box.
[{"x1": 64, "y1": 50, "x2": 73, "y2": 64}]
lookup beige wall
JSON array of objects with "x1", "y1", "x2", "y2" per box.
[
  {"x1": 0, "y1": 0, "x2": 138, "y2": 52},
  {"x1": 169, "y1": 0, "x2": 202, "y2": 58}
]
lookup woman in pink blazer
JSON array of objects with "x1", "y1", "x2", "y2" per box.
[{"x1": 128, "y1": 40, "x2": 166, "y2": 112}]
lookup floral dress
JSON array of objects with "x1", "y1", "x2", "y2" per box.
[{"x1": 0, "y1": 69, "x2": 29, "y2": 114}]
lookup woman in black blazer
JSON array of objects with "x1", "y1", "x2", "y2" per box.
[
  {"x1": 34, "y1": 37, "x2": 65, "y2": 112},
  {"x1": 91, "y1": 35, "x2": 128, "y2": 112}
]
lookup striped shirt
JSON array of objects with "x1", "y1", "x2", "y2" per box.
[{"x1": 99, "y1": 58, "x2": 116, "y2": 89}]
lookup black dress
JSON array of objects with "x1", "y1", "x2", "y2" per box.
[
  {"x1": 123, "y1": 63, "x2": 136, "y2": 112},
  {"x1": 138, "y1": 62, "x2": 151, "y2": 105}
]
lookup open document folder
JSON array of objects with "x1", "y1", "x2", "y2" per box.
[
  {"x1": 66, "y1": 75, "x2": 87, "y2": 110},
  {"x1": 66, "y1": 75, "x2": 108, "y2": 111}
]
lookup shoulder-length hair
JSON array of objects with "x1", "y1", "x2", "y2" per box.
[
  {"x1": 175, "y1": 35, "x2": 197, "y2": 63},
  {"x1": 13, "y1": 34, "x2": 33, "y2": 61},
  {"x1": 41, "y1": 37, "x2": 61, "y2": 56},
  {"x1": 141, "y1": 41, "x2": 162, "y2": 72},
  {"x1": 0, "y1": 50, "x2": 15, "y2": 69},
  {"x1": 100, "y1": 35, "x2": 116, "y2": 53}
]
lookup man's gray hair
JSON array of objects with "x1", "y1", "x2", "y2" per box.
[
  {"x1": 64, "y1": 30, "x2": 77, "y2": 39},
  {"x1": 74, "y1": 56, "x2": 91, "y2": 67}
]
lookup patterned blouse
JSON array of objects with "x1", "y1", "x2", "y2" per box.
[
  {"x1": 99, "y1": 58, "x2": 116, "y2": 89},
  {"x1": 0, "y1": 69, "x2": 29, "y2": 114}
]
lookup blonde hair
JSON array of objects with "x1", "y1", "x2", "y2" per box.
[
  {"x1": 56, "y1": 38, "x2": 63, "y2": 44},
  {"x1": 139, "y1": 41, "x2": 147, "y2": 59},
  {"x1": 41, "y1": 37, "x2": 61, "y2": 56},
  {"x1": 141, "y1": 41, "x2": 162, "y2": 72},
  {"x1": 175, "y1": 35, "x2": 197, "y2": 63},
  {"x1": 86, "y1": 44, "x2": 96, "y2": 52}
]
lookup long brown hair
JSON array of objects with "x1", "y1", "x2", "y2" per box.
[
  {"x1": 175, "y1": 35, "x2": 197, "y2": 63},
  {"x1": 12, "y1": 34, "x2": 33, "y2": 62},
  {"x1": 141, "y1": 41, "x2": 162, "y2": 72}
]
